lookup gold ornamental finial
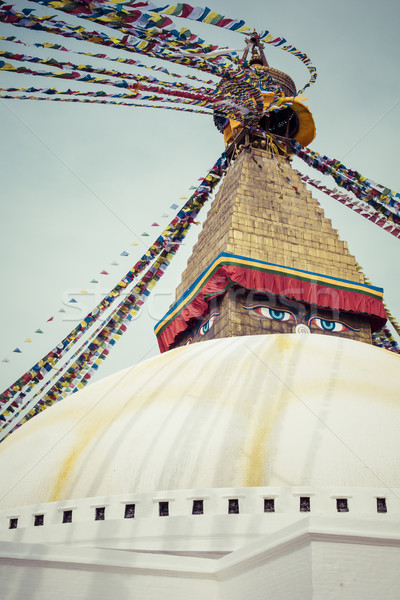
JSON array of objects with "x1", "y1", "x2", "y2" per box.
[{"x1": 242, "y1": 30, "x2": 269, "y2": 67}]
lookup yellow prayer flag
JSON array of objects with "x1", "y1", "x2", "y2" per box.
[
  {"x1": 203, "y1": 11, "x2": 221, "y2": 23},
  {"x1": 163, "y1": 5, "x2": 178, "y2": 14}
]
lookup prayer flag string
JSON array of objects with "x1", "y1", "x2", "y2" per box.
[
  {"x1": 0, "y1": 92, "x2": 212, "y2": 112},
  {"x1": 292, "y1": 141, "x2": 400, "y2": 221},
  {"x1": 0, "y1": 153, "x2": 227, "y2": 425},
  {"x1": 0, "y1": 35, "x2": 216, "y2": 85},
  {"x1": 0, "y1": 49, "x2": 214, "y2": 97},
  {"x1": 29, "y1": 0, "x2": 317, "y2": 91},
  {"x1": 298, "y1": 173, "x2": 400, "y2": 240},
  {"x1": 0, "y1": 0, "x2": 317, "y2": 104}
]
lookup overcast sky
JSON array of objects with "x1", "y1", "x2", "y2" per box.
[{"x1": 1, "y1": 0, "x2": 399, "y2": 393}]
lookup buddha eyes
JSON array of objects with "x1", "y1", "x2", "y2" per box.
[
  {"x1": 308, "y1": 318, "x2": 356, "y2": 332},
  {"x1": 244, "y1": 305, "x2": 358, "y2": 332},
  {"x1": 198, "y1": 312, "x2": 220, "y2": 336},
  {"x1": 251, "y1": 306, "x2": 295, "y2": 322}
]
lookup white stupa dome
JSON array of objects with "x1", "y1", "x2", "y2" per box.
[{"x1": 0, "y1": 334, "x2": 399, "y2": 511}]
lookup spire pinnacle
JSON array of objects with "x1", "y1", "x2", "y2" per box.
[{"x1": 241, "y1": 31, "x2": 269, "y2": 67}]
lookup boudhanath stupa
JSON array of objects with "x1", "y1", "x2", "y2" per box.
[{"x1": 0, "y1": 10, "x2": 399, "y2": 600}]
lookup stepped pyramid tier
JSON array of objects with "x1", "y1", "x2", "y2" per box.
[{"x1": 155, "y1": 149, "x2": 386, "y2": 352}]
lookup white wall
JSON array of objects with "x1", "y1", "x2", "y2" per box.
[{"x1": 1, "y1": 517, "x2": 399, "y2": 600}]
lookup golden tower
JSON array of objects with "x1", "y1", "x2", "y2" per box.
[{"x1": 154, "y1": 34, "x2": 387, "y2": 352}]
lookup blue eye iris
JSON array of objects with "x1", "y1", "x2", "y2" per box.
[
  {"x1": 308, "y1": 317, "x2": 353, "y2": 333},
  {"x1": 320, "y1": 319, "x2": 335, "y2": 331},
  {"x1": 198, "y1": 313, "x2": 220, "y2": 336},
  {"x1": 269, "y1": 309, "x2": 286, "y2": 321},
  {"x1": 246, "y1": 306, "x2": 295, "y2": 322},
  {"x1": 202, "y1": 321, "x2": 210, "y2": 334}
]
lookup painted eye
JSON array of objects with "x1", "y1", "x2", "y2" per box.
[
  {"x1": 184, "y1": 338, "x2": 193, "y2": 345},
  {"x1": 309, "y1": 318, "x2": 356, "y2": 332},
  {"x1": 250, "y1": 306, "x2": 295, "y2": 322},
  {"x1": 198, "y1": 312, "x2": 220, "y2": 336}
]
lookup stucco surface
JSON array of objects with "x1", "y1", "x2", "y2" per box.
[{"x1": 0, "y1": 334, "x2": 399, "y2": 508}]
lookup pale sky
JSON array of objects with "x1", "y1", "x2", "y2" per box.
[{"x1": 1, "y1": 0, "x2": 399, "y2": 393}]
